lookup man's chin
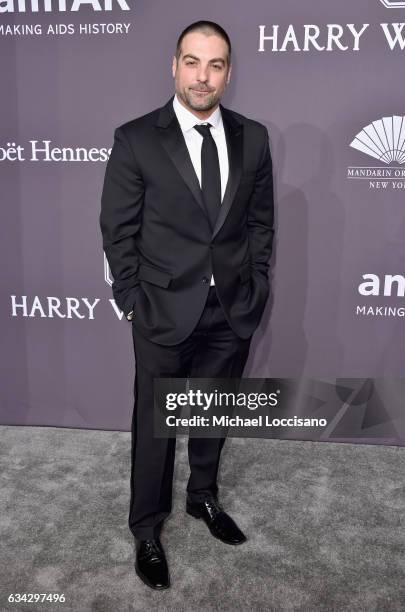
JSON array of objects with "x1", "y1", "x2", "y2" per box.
[{"x1": 187, "y1": 94, "x2": 217, "y2": 112}]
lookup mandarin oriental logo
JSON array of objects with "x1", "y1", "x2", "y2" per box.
[
  {"x1": 347, "y1": 116, "x2": 405, "y2": 190},
  {"x1": 350, "y1": 116, "x2": 405, "y2": 165}
]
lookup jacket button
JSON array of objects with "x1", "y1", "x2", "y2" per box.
[{"x1": 202, "y1": 276, "x2": 209, "y2": 283}]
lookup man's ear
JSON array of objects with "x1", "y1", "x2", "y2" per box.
[
  {"x1": 226, "y1": 64, "x2": 232, "y2": 84},
  {"x1": 172, "y1": 56, "x2": 177, "y2": 78}
]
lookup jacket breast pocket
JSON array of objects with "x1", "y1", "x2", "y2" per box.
[{"x1": 138, "y1": 263, "x2": 172, "y2": 288}]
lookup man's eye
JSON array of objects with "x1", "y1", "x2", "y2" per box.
[
  {"x1": 212, "y1": 65, "x2": 222, "y2": 70},
  {"x1": 186, "y1": 61, "x2": 196, "y2": 66}
]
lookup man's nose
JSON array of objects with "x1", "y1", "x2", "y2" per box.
[{"x1": 196, "y1": 66, "x2": 208, "y2": 82}]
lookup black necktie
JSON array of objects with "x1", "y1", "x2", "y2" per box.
[{"x1": 193, "y1": 123, "x2": 221, "y2": 230}]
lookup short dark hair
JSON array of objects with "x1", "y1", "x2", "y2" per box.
[{"x1": 175, "y1": 20, "x2": 231, "y2": 66}]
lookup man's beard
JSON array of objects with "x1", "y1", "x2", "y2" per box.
[{"x1": 178, "y1": 87, "x2": 220, "y2": 112}]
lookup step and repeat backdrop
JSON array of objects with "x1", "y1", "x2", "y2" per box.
[{"x1": 1, "y1": 1, "x2": 405, "y2": 444}]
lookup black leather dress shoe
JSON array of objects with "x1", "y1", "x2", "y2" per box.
[
  {"x1": 186, "y1": 497, "x2": 247, "y2": 545},
  {"x1": 135, "y1": 538, "x2": 170, "y2": 589}
]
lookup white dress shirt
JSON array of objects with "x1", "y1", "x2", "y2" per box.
[{"x1": 173, "y1": 93, "x2": 229, "y2": 286}]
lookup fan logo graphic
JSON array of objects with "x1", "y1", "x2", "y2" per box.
[
  {"x1": 379, "y1": 0, "x2": 405, "y2": 7},
  {"x1": 350, "y1": 116, "x2": 405, "y2": 164},
  {"x1": 347, "y1": 116, "x2": 405, "y2": 190}
]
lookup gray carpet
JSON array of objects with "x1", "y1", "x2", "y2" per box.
[{"x1": 1, "y1": 425, "x2": 404, "y2": 611}]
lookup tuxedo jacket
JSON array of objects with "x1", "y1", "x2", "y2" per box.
[{"x1": 100, "y1": 95, "x2": 274, "y2": 346}]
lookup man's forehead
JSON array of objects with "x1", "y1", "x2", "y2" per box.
[{"x1": 180, "y1": 32, "x2": 228, "y2": 59}]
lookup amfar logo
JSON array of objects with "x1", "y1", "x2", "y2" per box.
[
  {"x1": 347, "y1": 116, "x2": 405, "y2": 190},
  {"x1": 359, "y1": 274, "x2": 405, "y2": 296},
  {"x1": 356, "y1": 274, "x2": 405, "y2": 318},
  {"x1": 0, "y1": 0, "x2": 130, "y2": 13},
  {"x1": 379, "y1": 0, "x2": 405, "y2": 7}
]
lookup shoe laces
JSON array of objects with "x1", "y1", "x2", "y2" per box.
[{"x1": 205, "y1": 498, "x2": 223, "y2": 517}]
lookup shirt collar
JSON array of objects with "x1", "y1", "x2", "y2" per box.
[{"x1": 173, "y1": 93, "x2": 223, "y2": 133}]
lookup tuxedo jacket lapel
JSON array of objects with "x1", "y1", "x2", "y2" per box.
[
  {"x1": 213, "y1": 105, "x2": 242, "y2": 239},
  {"x1": 156, "y1": 96, "x2": 206, "y2": 219},
  {"x1": 155, "y1": 96, "x2": 243, "y2": 238}
]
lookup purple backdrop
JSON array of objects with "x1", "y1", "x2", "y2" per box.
[{"x1": 1, "y1": 0, "x2": 405, "y2": 443}]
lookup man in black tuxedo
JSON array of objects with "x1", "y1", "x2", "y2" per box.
[{"x1": 100, "y1": 20, "x2": 274, "y2": 590}]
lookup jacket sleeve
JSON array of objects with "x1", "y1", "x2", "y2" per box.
[
  {"x1": 247, "y1": 125, "x2": 274, "y2": 284},
  {"x1": 99, "y1": 126, "x2": 144, "y2": 319}
]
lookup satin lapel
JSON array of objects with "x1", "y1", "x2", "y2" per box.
[
  {"x1": 155, "y1": 97, "x2": 243, "y2": 237},
  {"x1": 212, "y1": 107, "x2": 243, "y2": 239},
  {"x1": 155, "y1": 98, "x2": 206, "y2": 217}
]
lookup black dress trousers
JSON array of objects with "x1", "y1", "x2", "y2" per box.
[{"x1": 128, "y1": 285, "x2": 252, "y2": 540}]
